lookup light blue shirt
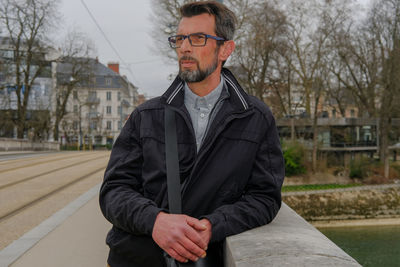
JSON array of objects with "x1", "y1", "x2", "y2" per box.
[{"x1": 184, "y1": 76, "x2": 225, "y2": 150}]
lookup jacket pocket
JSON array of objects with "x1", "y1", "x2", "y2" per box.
[{"x1": 220, "y1": 128, "x2": 261, "y2": 143}]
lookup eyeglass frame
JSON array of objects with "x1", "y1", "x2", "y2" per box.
[{"x1": 168, "y1": 33, "x2": 226, "y2": 48}]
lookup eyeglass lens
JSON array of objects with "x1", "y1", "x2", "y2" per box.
[{"x1": 170, "y1": 34, "x2": 207, "y2": 48}]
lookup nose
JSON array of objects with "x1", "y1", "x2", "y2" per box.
[{"x1": 179, "y1": 36, "x2": 192, "y2": 52}]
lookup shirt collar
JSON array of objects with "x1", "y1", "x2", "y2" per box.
[{"x1": 184, "y1": 75, "x2": 225, "y2": 110}]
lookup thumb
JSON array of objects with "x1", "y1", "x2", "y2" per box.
[{"x1": 186, "y1": 217, "x2": 207, "y2": 231}]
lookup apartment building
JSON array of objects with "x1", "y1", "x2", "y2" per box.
[
  {"x1": 0, "y1": 36, "x2": 54, "y2": 139},
  {"x1": 0, "y1": 34, "x2": 140, "y2": 145},
  {"x1": 57, "y1": 59, "x2": 138, "y2": 147}
]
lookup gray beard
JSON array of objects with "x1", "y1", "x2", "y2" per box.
[{"x1": 179, "y1": 54, "x2": 219, "y2": 83}]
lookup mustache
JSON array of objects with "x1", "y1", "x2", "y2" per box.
[{"x1": 179, "y1": 56, "x2": 198, "y2": 63}]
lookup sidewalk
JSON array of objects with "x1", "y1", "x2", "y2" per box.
[{"x1": 0, "y1": 184, "x2": 111, "y2": 267}]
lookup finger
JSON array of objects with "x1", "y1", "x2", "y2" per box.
[
  {"x1": 186, "y1": 217, "x2": 207, "y2": 231},
  {"x1": 179, "y1": 236, "x2": 207, "y2": 258},
  {"x1": 174, "y1": 241, "x2": 200, "y2": 262},
  {"x1": 183, "y1": 225, "x2": 208, "y2": 251},
  {"x1": 167, "y1": 247, "x2": 189, "y2": 263}
]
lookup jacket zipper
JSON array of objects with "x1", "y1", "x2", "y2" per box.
[{"x1": 181, "y1": 109, "x2": 254, "y2": 197}]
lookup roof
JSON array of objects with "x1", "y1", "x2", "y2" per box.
[
  {"x1": 56, "y1": 57, "x2": 137, "y2": 92},
  {"x1": 56, "y1": 57, "x2": 119, "y2": 77}
]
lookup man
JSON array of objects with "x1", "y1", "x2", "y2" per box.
[{"x1": 100, "y1": 1, "x2": 285, "y2": 266}]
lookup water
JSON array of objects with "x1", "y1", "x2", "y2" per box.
[{"x1": 319, "y1": 225, "x2": 400, "y2": 267}]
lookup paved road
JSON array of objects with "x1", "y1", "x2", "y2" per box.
[{"x1": 0, "y1": 151, "x2": 110, "y2": 250}]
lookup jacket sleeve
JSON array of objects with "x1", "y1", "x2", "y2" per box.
[
  {"x1": 99, "y1": 109, "x2": 163, "y2": 236},
  {"x1": 203, "y1": 114, "x2": 285, "y2": 243}
]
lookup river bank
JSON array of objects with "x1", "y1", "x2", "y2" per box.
[
  {"x1": 282, "y1": 183, "x2": 400, "y2": 223},
  {"x1": 312, "y1": 217, "x2": 400, "y2": 228}
]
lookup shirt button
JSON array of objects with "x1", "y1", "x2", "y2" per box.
[{"x1": 200, "y1": 113, "x2": 205, "y2": 118}]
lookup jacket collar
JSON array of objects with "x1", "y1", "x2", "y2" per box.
[{"x1": 161, "y1": 68, "x2": 251, "y2": 112}]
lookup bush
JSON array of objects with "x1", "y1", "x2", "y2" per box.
[
  {"x1": 349, "y1": 157, "x2": 371, "y2": 179},
  {"x1": 92, "y1": 144, "x2": 112, "y2": 150},
  {"x1": 61, "y1": 145, "x2": 79, "y2": 151},
  {"x1": 390, "y1": 163, "x2": 400, "y2": 177},
  {"x1": 283, "y1": 141, "x2": 307, "y2": 176},
  {"x1": 61, "y1": 144, "x2": 112, "y2": 151}
]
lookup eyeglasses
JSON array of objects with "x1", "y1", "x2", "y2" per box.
[{"x1": 168, "y1": 33, "x2": 226, "y2": 48}]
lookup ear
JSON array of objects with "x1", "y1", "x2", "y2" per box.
[{"x1": 219, "y1": 40, "x2": 235, "y2": 61}]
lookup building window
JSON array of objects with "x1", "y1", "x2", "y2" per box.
[
  {"x1": 90, "y1": 121, "x2": 97, "y2": 130},
  {"x1": 107, "y1": 121, "x2": 112, "y2": 130},
  {"x1": 332, "y1": 109, "x2": 336, "y2": 118},
  {"x1": 350, "y1": 109, "x2": 355, "y2": 117},
  {"x1": 117, "y1": 105, "x2": 121, "y2": 115},
  {"x1": 73, "y1": 90, "x2": 78, "y2": 100},
  {"x1": 94, "y1": 135, "x2": 102, "y2": 144},
  {"x1": 106, "y1": 91, "x2": 112, "y2": 101},
  {"x1": 118, "y1": 92, "x2": 121, "y2": 101},
  {"x1": 107, "y1": 106, "x2": 112, "y2": 114},
  {"x1": 106, "y1": 78, "x2": 112, "y2": 86},
  {"x1": 0, "y1": 49, "x2": 14, "y2": 59},
  {"x1": 89, "y1": 91, "x2": 97, "y2": 98},
  {"x1": 73, "y1": 105, "x2": 78, "y2": 113},
  {"x1": 73, "y1": 121, "x2": 78, "y2": 130},
  {"x1": 118, "y1": 120, "x2": 122, "y2": 130}
]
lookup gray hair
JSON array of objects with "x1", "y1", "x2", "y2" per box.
[{"x1": 179, "y1": 1, "x2": 237, "y2": 41}]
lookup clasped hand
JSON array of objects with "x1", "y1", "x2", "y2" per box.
[{"x1": 152, "y1": 212, "x2": 212, "y2": 263}]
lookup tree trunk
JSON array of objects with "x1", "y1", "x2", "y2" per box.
[
  {"x1": 291, "y1": 118, "x2": 295, "y2": 141},
  {"x1": 379, "y1": 117, "x2": 390, "y2": 179},
  {"x1": 16, "y1": 108, "x2": 26, "y2": 139},
  {"x1": 53, "y1": 118, "x2": 60, "y2": 141},
  {"x1": 312, "y1": 117, "x2": 318, "y2": 172},
  {"x1": 17, "y1": 121, "x2": 24, "y2": 139}
]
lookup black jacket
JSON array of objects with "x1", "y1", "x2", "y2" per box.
[{"x1": 99, "y1": 68, "x2": 285, "y2": 267}]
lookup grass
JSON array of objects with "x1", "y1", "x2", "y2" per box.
[{"x1": 282, "y1": 183, "x2": 362, "y2": 192}]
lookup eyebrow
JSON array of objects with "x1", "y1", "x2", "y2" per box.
[{"x1": 175, "y1": 32, "x2": 208, "y2": 36}]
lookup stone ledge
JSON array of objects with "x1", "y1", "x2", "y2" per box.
[{"x1": 224, "y1": 203, "x2": 360, "y2": 267}]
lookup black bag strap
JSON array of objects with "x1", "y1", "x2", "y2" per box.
[{"x1": 164, "y1": 106, "x2": 182, "y2": 214}]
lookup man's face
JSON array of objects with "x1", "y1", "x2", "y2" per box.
[{"x1": 176, "y1": 13, "x2": 221, "y2": 83}]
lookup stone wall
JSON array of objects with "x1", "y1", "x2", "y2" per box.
[
  {"x1": 0, "y1": 138, "x2": 60, "y2": 151},
  {"x1": 283, "y1": 185, "x2": 400, "y2": 221}
]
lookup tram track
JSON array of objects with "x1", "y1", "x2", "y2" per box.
[
  {"x1": 0, "y1": 167, "x2": 105, "y2": 223},
  {"x1": 0, "y1": 151, "x2": 59, "y2": 163},
  {"x1": 0, "y1": 155, "x2": 108, "y2": 190},
  {"x1": 0, "y1": 151, "x2": 104, "y2": 174}
]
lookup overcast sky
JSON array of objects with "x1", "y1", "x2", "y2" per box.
[
  {"x1": 60, "y1": 0, "x2": 372, "y2": 98},
  {"x1": 60, "y1": 0, "x2": 175, "y2": 98}
]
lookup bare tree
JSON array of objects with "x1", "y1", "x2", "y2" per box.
[
  {"x1": 52, "y1": 29, "x2": 95, "y2": 141},
  {"x1": 0, "y1": 0, "x2": 59, "y2": 138},
  {"x1": 280, "y1": 0, "x2": 354, "y2": 171},
  {"x1": 231, "y1": 1, "x2": 288, "y2": 101},
  {"x1": 331, "y1": 0, "x2": 400, "y2": 177}
]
